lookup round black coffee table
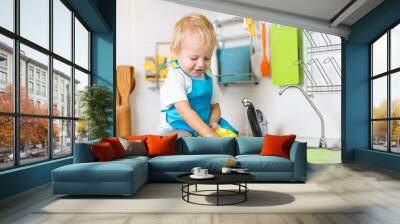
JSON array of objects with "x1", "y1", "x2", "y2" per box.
[{"x1": 177, "y1": 173, "x2": 255, "y2": 206}]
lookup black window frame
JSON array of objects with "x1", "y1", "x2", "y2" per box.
[
  {"x1": 370, "y1": 20, "x2": 400, "y2": 154},
  {"x1": 0, "y1": 0, "x2": 92, "y2": 171}
]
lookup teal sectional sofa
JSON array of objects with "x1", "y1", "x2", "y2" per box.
[{"x1": 52, "y1": 137, "x2": 307, "y2": 196}]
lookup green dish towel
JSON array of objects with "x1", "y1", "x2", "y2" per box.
[{"x1": 270, "y1": 24, "x2": 301, "y2": 86}]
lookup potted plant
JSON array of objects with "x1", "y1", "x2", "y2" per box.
[{"x1": 79, "y1": 84, "x2": 113, "y2": 140}]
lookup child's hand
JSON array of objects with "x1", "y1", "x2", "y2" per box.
[
  {"x1": 210, "y1": 122, "x2": 220, "y2": 131},
  {"x1": 203, "y1": 132, "x2": 219, "y2": 137}
]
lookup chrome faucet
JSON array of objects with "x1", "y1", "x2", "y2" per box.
[{"x1": 279, "y1": 85, "x2": 327, "y2": 148}]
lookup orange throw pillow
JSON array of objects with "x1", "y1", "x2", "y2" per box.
[
  {"x1": 101, "y1": 137, "x2": 126, "y2": 158},
  {"x1": 146, "y1": 134, "x2": 177, "y2": 157},
  {"x1": 260, "y1": 134, "x2": 296, "y2": 159},
  {"x1": 91, "y1": 142, "x2": 117, "y2": 161},
  {"x1": 124, "y1": 135, "x2": 149, "y2": 142}
]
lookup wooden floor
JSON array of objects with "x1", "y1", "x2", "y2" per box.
[{"x1": 1, "y1": 162, "x2": 400, "y2": 224}]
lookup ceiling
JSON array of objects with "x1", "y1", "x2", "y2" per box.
[
  {"x1": 225, "y1": 0, "x2": 353, "y2": 24},
  {"x1": 163, "y1": 0, "x2": 384, "y2": 38}
]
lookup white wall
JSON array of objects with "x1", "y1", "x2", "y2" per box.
[{"x1": 117, "y1": 0, "x2": 341, "y2": 147}]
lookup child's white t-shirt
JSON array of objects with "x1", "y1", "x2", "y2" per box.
[{"x1": 159, "y1": 67, "x2": 221, "y2": 132}]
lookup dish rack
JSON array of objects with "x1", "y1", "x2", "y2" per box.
[
  {"x1": 214, "y1": 16, "x2": 258, "y2": 86},
  {"x1": 301, "y1": 30, "x2": 342, "y2": 93}
]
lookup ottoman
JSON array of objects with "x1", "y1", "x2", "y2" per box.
[{"x1": 52, "y1": 157, "x2": 148, "y2": 196}]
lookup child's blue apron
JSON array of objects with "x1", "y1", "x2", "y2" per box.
[{"x1": 162, "y1": 61, "x2": 238, "y2": 136}]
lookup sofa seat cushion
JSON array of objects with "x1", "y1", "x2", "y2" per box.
[
  {"x1": 116, "y1": 155, "x2": 150, "y2": 163},
  {"x1": 149, "y1": 154, "x2": 235, "y2": 172},
  {"x1": 236, "y1": 155, "x2": 293, "y2": 172},
  {"x1": 53, "y1": 159, "x2": 147, "y2": 183}
]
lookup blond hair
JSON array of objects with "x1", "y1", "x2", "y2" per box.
[{"x1": 171, "y1": 13, "x2": 216, "y2": 53}]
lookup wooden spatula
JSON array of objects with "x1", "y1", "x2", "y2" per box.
[{"x1": 261, "y1": 22, "x2": 270, "y2": 77}]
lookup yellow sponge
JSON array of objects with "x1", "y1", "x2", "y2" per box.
[{"x1": 215, "y1": 127, "x2": 238, "y2": 138}]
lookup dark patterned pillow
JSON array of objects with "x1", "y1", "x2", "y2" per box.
[{"x1": 118, "y1": 137, "x2": 147, "y2": 156}]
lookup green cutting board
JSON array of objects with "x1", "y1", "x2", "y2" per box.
[{"x1": 270, "y1": 24, "x2": 301, "y2": 86}]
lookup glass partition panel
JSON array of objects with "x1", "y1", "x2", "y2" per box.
[
  {"x1": 74, "y1": 69, "x2": 89, "y2": 118},
  {"x1": 391, "y1": 120, "x2": 400, "y2": 153},
  {"x1": 0, "y1": 34, "x2": 14, "y2": 112},
  {"x1": 20, "y1": 44, "x2": 49, "y2": 115},
  {"x1": 20, "y1": 117, "x2": 49, "y2": 165},
  {"x1": 391, "y1": 24, "x2": 400, "y2": 70},
  {"x1": 53, "y1": 59, "x2": 72, "y2": 117},
  {"x1": 0, "y1": 0, "x2": 14, "y2": 31},
  {"x1": 372, "y1": 121, "x2": 388, "y2": 151},
  {"x1": 74, "y1": 18, "x2": 89, "y2": 70},
  {"x1": 53, "y1": 119, "x2": 72, "y2": 158},
  {"x1": 372, "y1": 76, "x2": 387, "y2": 119},
  {"x1": 20, "y1": 0, "x2": 49, "y2": 49},
  {"x1": 372, "y1": 34, "x2": 387, "y2": 76},
  {"x1": 0, "y1": 116, "x2": 13, "y2": 170},
  {"x1": 53, "y1": 0, "x2": 72, "y2": 60}
]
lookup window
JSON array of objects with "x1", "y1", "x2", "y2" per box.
[
  {"x1": 0, "y1": 116, "x2": 13, "y2": 170},
  {"x1": 75, "y1": 18, "x2": 89, "y2": 70},
  {"x1": 20, "y1": 117, "x2": 48, "y2": 164},
  {"x1": 391, "y1": 24, "x2": 400, "y2": 70},
  {"x1": 28, "y1": 67, "x2": 34, "y2": 80},
  {"x1": 0, "y1": 0, "x2": 14, "y2": 31},
  {"x1": 371, "y1": 23, "x2": 400, "y2": 153},
  {"x1": 0, "y1": 54, "x2": 7, "y2": 67},
  {"x1": 42, "y1": 85, "x2": 46, "y2": 97},
  {"x1": 36, "y1": 83, "x2": 40, "y2": 95},
  {"x1": 0, "y1": 0, "x2": 91, "y2": 170},
  {"x1": 20, "y1": 0, "x2": 49, "y2": 49},
  {"x1": 74, "y1": 69, "x2": 89, "y2": 118},
  {"x1": 53, "y1": 59, "x2": 71, "y2": 117},
  {"x1": 28, "y1": 81, "x2": 34, "y2": 94},
  {"x1": 53, "y1": 0, "x2": 72, "y2": 60},
  {"x1": 0, "y1": 71, "x2": 6, "y2": 85},
  {"x1": 0, "y1": 34, "x2": 13, "y2": 113},
  {"x1": 53, "y1": 119, "x2": 72, "y2": 158},
  {"x1": 35, "y1": 70, "x2": 41, "y2": 81},
  {"x1": 0, "y1": 54, "x2": 8, "y2": 86}
]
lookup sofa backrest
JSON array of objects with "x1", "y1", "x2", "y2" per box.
[
  {"x1": 177, "y1": 137, "x2": 236, "y2": 155},
  {"x1": 73, "y1": 139, "x2": 100, "y2": 163},
  {"x1": 236, "y1": 137, "x2": 264, "y2": 155},
  {"x1": 74, "y1": 137, "x2": 269, "y2": 162}
]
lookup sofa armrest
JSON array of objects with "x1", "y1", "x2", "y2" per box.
[
  {"x1": 289, "y1": 141, "x2": 307, "y2": 181},
  {"x1": 73, "y1": 140, "x2": 100, "y2": 163}
]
